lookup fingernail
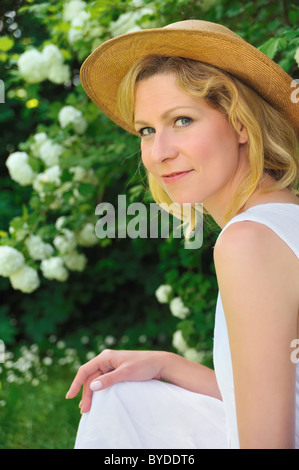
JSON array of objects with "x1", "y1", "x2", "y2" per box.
[
  {"x1": 79, "y1": 400, "x2": 82, "y2": 408},
  {"x1": 90, "y1": 380, "x2": 102, "y2": 391}
]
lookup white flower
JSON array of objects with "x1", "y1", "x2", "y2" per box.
[
  {"x1": 9, "y1": 265, "x2": 40, "y2": 293},
  {"x1": 86, "y1": 351, "x2": 96, "y2": 360},
  {"x1": 105, "y1": 335, "x2": 116, "y2": 346},
  {"x1": 71, "y1": 10, "x2": 90, "y2": 28},
  {"x1": 0, "y1": 246, "x2": 25, "y2": 277},
  {"x1": 18, "y1": 45, "x2": 70, "y2": 85},
  {"x1": 25, "y1": 235, "x2": 54, "y2": 260},
  {"x1": 58, "y1": 106, "x2": 87, "y2": 134},
  {"x1": 155, "y1": 284, "x2": 172, "y2": 303},
  {"x1": 40, "y1": 257, "x2": 68, "y2": 281},
  {"x1": 39, "y1": 140, "x2": 64, "y2": 167},
  {"x1": 169, "y1": 297, "x2": 190, "y2": 319},
  {"x1": 62, "y1": 250, "x2": 87, "y2": 271},
  {"x1": 53, "y1": 229, "x2": 77, "y2": 254},
  {"x1": 69, "y1": 166, "x2": 97, "y2": 184},
  {"x1": 63, "y1": 0, "x2": 87, "y2": 22},
  {"x1": 55, "y1": 216, "x2": 66, "y2": 231},
  {"x1": 172, "y1": 330, "x2": 188, "y2": 354},
  {"x1": 6, "y1": 151, "x2": 36, "y2": 186},
  {"x1": 76, "y1": 223, "x2": 98, "y2": 246},
  {"x1": 48, "y1": 63, "x2": 71, "y2": 85},
  {"x1": 80, "y1": 335, "x2": 89, "y2": 344},
  {"x1": 109, "y1": 8, "x2": 154, "y2": 37},
  {"x1": 41, "y1": 44, "x2": 64, "y2": 66},
  {"x1": 68, "y1": 27, "x2": 84, "y2": 44},
  {"x1": 67, "y1": 10, "x2": 91, "y2": 43},
  {"x1": 41, "y1": 45, "x2": 71, "y2": 85},
  {"x1": 33, "y1": 165, "x2": 62, "y2": 193},
  {"x1": 169, "y1": 297, "x2": 190, "y2": 320},
  {"x1": 295, "y1": 47, "x2": 299, "y2": 67},
  {"x1": 30, "y1": 132, "x2": 48, "y2": 157},
  {"x1": 183, "y1": 348, "x2": 205, "y2": 364},
  {"x1": 42, "y1": 357, "x2": 53, "y2": 366},
  {"x1": 17, "y1": 49, "x2": 48, "y2": 83}
]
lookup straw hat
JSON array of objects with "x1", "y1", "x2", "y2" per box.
[{"x1": 80, "y1": 19, "x2": 299, "y2": 136}]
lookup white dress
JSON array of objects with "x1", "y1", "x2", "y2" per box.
[{"x1": 75, "y1": 203, "x2": 299, "y2": 449}]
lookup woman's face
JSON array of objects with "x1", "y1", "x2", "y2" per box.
[{"x1": 134, "y1": 72, "x2": 248, "y2": 216}]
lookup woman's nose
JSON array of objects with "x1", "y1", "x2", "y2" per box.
[{"x1": 150, "y1": 130, "x2": 178, "y2": 163}]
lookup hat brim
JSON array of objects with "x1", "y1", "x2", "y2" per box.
[{"x1": 80, "y1": 27, "x2": 299, "y2": 137}]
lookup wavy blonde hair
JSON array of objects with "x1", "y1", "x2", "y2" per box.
[{"x1": 117, "y1": 55, "x2": 299, "y2": 225}]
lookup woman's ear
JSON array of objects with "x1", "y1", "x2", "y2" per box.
[{"x1": 238, "y1": 122, "x2": 248, "y2": 144}]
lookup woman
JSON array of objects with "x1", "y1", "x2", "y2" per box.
[{"x1": 66, "y1": 20, "x2": 299, "y2": 449}]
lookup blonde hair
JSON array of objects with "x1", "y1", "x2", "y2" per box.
[{"x1": 117, "y1": 55, "x2": 299, "y2": 225}]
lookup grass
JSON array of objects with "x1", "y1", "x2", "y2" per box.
[
  {"x1": 0, "y1": 343, "x2": 84, "y2": 449},
  {"x1": 0, "y1": 372, "x2": 80, "y2": 449}
]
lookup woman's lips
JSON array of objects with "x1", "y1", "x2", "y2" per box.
[{"x1": 162, "y1": 170, "x2": 193, "y2": 184}]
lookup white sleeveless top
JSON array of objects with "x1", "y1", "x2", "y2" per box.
[{"x1": 213, "y1": 203, "x2": 299, "y2": 448}]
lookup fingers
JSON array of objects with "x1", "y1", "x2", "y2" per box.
[
  {"x1": 79, "y1": 365, "x2": 130, "y2": 412},
  {"x1": 66, "y1": 355, "x2": 104, "y2": 399},
  {"x1": 90, "y1": 365, "x2": 128, "y2": 391},
  {"x1": 80, "y1": 370, "x2": 101, "y2": 413}
]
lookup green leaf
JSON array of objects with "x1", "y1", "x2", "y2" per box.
[{"x1": 259, "y1": 37, "x2": 280, "y2": 59}]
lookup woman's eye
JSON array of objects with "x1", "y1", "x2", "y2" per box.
[
  {"x1": 174, "y1": 117, "x2": 192, "y2": 127},
  {"x1": 138, "y1": 126, "x2": 155, "y2": 137}
]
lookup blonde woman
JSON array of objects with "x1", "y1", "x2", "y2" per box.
[{"x1": 66, "y1": 20, "x2": 299, "y2": 449}]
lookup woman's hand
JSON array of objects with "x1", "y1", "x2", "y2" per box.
[{"x1": 65, "y1": 349, "x2": 168, "y2": 413}]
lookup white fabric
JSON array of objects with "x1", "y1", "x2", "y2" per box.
[{"x1": 75, "y1": 203, "x2": 299, "y2": 449}]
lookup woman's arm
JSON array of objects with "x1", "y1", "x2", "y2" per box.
[
  {"x1": 66, "y1": 349, "x2": 222, "y2": 413},
  {"x1": 214, "y1": 221, "x2": 298, "y2": 449}
]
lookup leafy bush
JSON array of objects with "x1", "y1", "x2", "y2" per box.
[
  {"x1": 0, "y1": 0, "x2": 298, "y2": 450},
  {"x1": 0, "y1": 0, "x2": 298, "y2": 366}
]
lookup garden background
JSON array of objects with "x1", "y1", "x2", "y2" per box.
[{"x1": 0, "y1": 0, "x2": 298, "y2": 449}]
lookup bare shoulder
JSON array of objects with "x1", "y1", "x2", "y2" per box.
[
  {"x1": 214, "y1": 220, "x2": 299, "y2": 312},
  {"x1": 214, "y1": 220, "x2": 298, "y2": 268}
]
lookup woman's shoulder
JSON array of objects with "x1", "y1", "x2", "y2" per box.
[
  {"x1": 214, "y1": 218, "x2": 278, "y2": 263},
  {"x1": 214, "y1": 211, "x2": 299, "y2": 317},
  {"x1": 215, "y1": 202, "x2": 299, "y2": 261}
]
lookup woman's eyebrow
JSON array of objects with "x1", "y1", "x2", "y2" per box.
[{"x1": 134, "y1": 105, "x2": 198, "y2": 127}]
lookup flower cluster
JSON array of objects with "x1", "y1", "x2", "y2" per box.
[
  {"x1": 2, "y1": 102, "x2": 97, "y2": 293},
  {"x1": 155, "y1": 284, "x2": 190, "y2": 319},
  {"x1": 155, "y1": 284, "x2": 205, "y2": 363},
  {"x1": 62, "y1": 0, "x2": 156, "y2": 52},
  {"x1": 0, "y1": 246, "x2": 40, "y2": 293},
  {"x1": 172, "y1": 330, "x2": 205, "y2": 363},
  {"x1": 18, "y1": 44, "x2": 70, "y2": 85},
  {"x1": 58, "y1": 106, "x2": 87, "y2": 135},
  {"x1": 6, "y1": 106, "x2": 88, "y2": 188},
  {"x1": 109, "y1": 0, "x2": 156, "y2": 38},
  {"x1": 0, "y1": 340, "x2": 82, "y2": 398},
  {"x1": 63, "y1": 0, "x2": 103, "y2": 48},
  {"x1": 0, "y1": 215, "x2": 97, "y2": 292}
]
